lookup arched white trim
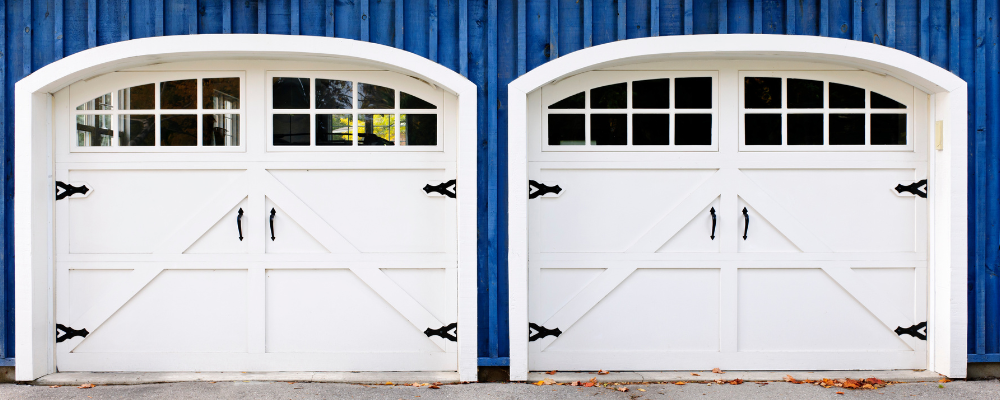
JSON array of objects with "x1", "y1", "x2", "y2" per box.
[
  {"x1": 507, "y1": 34, "x2": 967, "y2": 379},
  {"x1": 15, "y1": 35, "x2": 478, "y2": 381}
]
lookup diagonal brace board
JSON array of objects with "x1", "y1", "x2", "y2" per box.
[
  {"x1": 350, "y1": 267, "x2": 451, "y2": 351},
  {"x1": 64, "y1": 267, "x2": 164, "y2": 352},
  {"x1": 735, "y1": 170, "x2": 830, "y2": 252},
  {"x1": 259, "y1": 170, "x2": 360, "y2": 253},
  {"x1": 153, "y1": 172, "x2": 250, "y2": 254},
  {"x1": 822, "y1": 266, "x2": 918, "y2": 350},
  {"x1": 627, "y1": 170, "x2": 725, "y2": 253},
  {"x1": 535, "y1": 267, "x2": 637, "y2": 351}
]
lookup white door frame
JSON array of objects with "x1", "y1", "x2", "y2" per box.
[
  {"x1": 507, "y1": 34, "x2": 968, "y2": 379},
  {"x1": 15, "y1": 34, "x2": 479, "y2": 382}
]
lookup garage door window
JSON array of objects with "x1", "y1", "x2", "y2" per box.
[{"x1": 74, "y1": 77, "x2": 242, "y2": 150}]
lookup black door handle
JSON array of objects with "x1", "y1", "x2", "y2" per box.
[
  {"x1": 237, "y1": 208, "x2": 244, "y2": 241},
  {"x1": 709, "y1": 207, "x2": 717, "y2": 240},
  {"x1": 269, "y1": 208, "x2": 276, "y2": 241},
  {"x1": 742, "y1": 207, "x2": 749, "y2": 240}
]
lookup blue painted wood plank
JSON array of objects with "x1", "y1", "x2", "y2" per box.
[
  {"x1": 232, "y1": 0, "x2": 255, "y2": 33},
  {"x1": 333, "y1": 0, "x2": 356, "y2": 39},
  {"x1": 258, "y1": 0, "x2": 266, "y2": 33},
  {"x1": 986, "y1": 0, "x2": 1000, "y2": 355},
  {"x1": 895, "y1": 0, "x2": 918, "y2": 55},
  {"x1": 716, "y1": 0, "x2": 725, "y2": 34},
  {"x1": 98, "y1": 0, "x2": 123, "y2": 44},
  {"x1": 829, "y1": 0, "x2": 849, "y2": 38},
  {"x1": 165, "y1": 0, "x2": 193, "y2": 35},
  {"x1": 64, "y1": 0, "x2": 88, "y2": 55},
  {"x1": 406, "y1": 0, "x2": 430, "y2": 57},
  {"x1": 929, "y1": 0, "x2": 947, "y2": 67},
  {"x1": 628, "y1": 0, "x2": 651, "y2": 38},
  {"x1": 487, "y1": 0, "x2": 499, "y2": 359},
  {"x1": 497, "y1": 0, "x2": 514, "y2": 359},
  {"x1": 189, "y1": 0, "x2": 196, "y2": 33},
  {"x1": 128, "y1": 0, "x2": 153, "y2": 39},
  {"x1": 324, "y1": 0, "x2": 333, "y2": 36},
  {"x1": 819, "y1": 0, "x2": 828, "y2": 36},
  {"x1": 121, "y1": 0, "x2": 130, "y2": 40},
  {"x1": 266, "y1": 0, "x2": 290, "y2": 35},
  {"x1": 32, "y1": 0, "x2": 54, "y2": 70},
  {"x1": 88, "y1": 0, "x2": 97, "y2": 46},
  {"x1": 517, "y1": 0, "x2": 525, "y2": 73},
  {"x1": 199, "y1": 0, "x2": 224, "y2": 34},
  {"x1": 526, "y1": 0, "x2": 548, "y2": 70},
  {"x1": 559, "y1": 0, "x2": 583, "y2": 53},
  {"x1": 55, "y1": 0, "x2": 64, "y2": 59},
  {"x1": 477, "y1": 357, "x2": 510, "y2": 366},
  {"x1": 617, "y1": 0, "x2": 625, "y2": 39},
  {"x1": 360, "y1": 0, "x2": 369, "y2": 41},
  {"x1": 886, "y1": 0, "x2": 895, "y2": 47},
  {"x1": 728, "y1": 0, "x2": 750, "y2": 33},
  {"x1": 761, "y1": 0, "x2": 781, "y2": 34},
  {"x1": 752, "y1": 0, "x2": 761, "y2": 33},
  {"x1": 300, "y1": 0, "x2": 323, "y2": 35},
  {"x1": 593, "y1": 0, "x2": 615, "y2": 45},
  {"x1": 155, "y1": 0, "x2": 163, "y2": 35},
  {"x1": 852, "y1": 0, "x2": 861, "y2": 40},
  {"x1": 682, "y1": 0, "x2": 691, "y2": 34},
  {"x1": 651, "y1": 0, "x2": 659, "y2": 36},
  {"x1": 863, "y1": 0, "x2": 884, "y2": 44},
  {"x1": 367, "y1": 0, "x2": 391, "y2": 46},
  {"x1": 459, "y1": 0, "x2": 467, "y2": 75},
  {"x1": 919, "y1": 0, "x2": 929, "y2": 59},
  {"x1": 796, "y1": 0, "x2": 818, "y2": 36},
  {"x1": 0, "y1": 0, "x2": 6, "y2": 359},
  {"x1": 549, "y1": 0, "x2": 558, "y2": 58},
  {"x1": 438, "y1": 0, "x2": 459, "y2": 71},
  {"x1": 466, "y1": 0, "x2": 487, "y2": 358},
  {"x1": 430, "y1": 0, "x2": 438, "y2": 60},
  {"x1": 660, "y1": 0, "x2": 682, "y2": 35},
  {"x1": 23, "y1": 0, "x2": 32, "y2": 75},
  {"x1": 223, "y1": 0, "x2": 231, "y2": 33},
  {"x1": 583, "y1": 0, "x2": 592, "y2": 46},
  {"x1": 394, "y1": 0, "x2": 403, "y2": 47},
  {"x1": 692, "y1": 0, "x2": 715, "y2": 34},
  {"x1": 948, "y1": 0, "x2": 959, "y2": 73},
  {"x1": 974, "y1": 0, "x2": 986, "y2": 355},
  {"x1": 291, "y1": 0, "x2": 300, "y2": 34},
  {"x1": 786, "y1": 0, "x2": 794, "y2": 34}
]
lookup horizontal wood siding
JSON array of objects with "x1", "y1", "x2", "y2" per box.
[{"x1": 0, "y1": 0, "x2": 996, "y2": 365}]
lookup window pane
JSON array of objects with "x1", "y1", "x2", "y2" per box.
[
  {"x1": 590, "y1": 83, "x2": 627, "y2": 109},
  {"x1": 118, "y1": 84, "x2": 154, "y2": 110},
  {"x1": 203, "y1": 78, "x2": 240, "y2": 109},
  {"x1": 675, "y1": 77, "x2": 712, "y2": 109},
  {"x1": 76, "y1": 115, "x2": 113, "y2": 146},
  {"x1": 675, "y1": 114, "x2": 712, "y2": 145},
  {"x1": 632, "y1": 78, "x2": 670, "y2": 109},
  {"x1": 786, "y1": 79, "x2": 823, "y2": 109},
  {"x1": 273, "y1": 78, "x2": 310, "y2": 109},
  {"x1": 871, "y1": 114, "x2": 907, "y2": 145},
  {"x1": 829, "y1": 114, "x2": 865, "y2": 144},
  {"x1": 358, "y1": 83, "x2": 395, "y2": 109},
  {"x1": 77, "y1": 93, "x2": 112, "y2": 110},
  {"x1": 787, "y1": 114, "x2": 823, "y2": 145},
  {"x1": 633, "y1": 114, "x2": 669, "y2": 145},
  {"x1": 161, "y1": 115, "x2": 197, "y2": 146},
  {"x1": 316, "y1": 114, "x2": 354, "y2": 146},
  {"x1": 358, "y1": 114, "x2": 395, "y2": 145},
  {"x1": 548, "y1": 114, "x2": 585, "y2": 145},
  {"x1": 316, "y1": 79, "x2": 353, "y2": 109},
  {"x1": 203, "y1": 114, "x2": 240, "y2": 146},
  {"x1": 871, "y1": 92, "x2": 906, "y2": 109},
  {"x1": 744, "y1": 114, "x2": 781, "y2": 145},
  {"x1": 118, "y1": 115, "x2": 155, "y2": 146},
  {"x1": 829, "y1": 83, "x2": 865, "y2": 108},
  {"x1": 273, "y1": 114, "x2": 310, "y2": 146},
  {"x1": 549, "y1": 92, "x2": 585, "y2": 109},
  {"x1": 590, "y1": 114, "x2": 627, "y2": 145},
  {"x1": 744, "y1": 77, "x2": 781, "y2": 109},
  {"x1": 160, "y1": 79, "x2": 197, "y2": 109},
  {"x1": 400, "y1": 92, "x2": 437, "y2": 109},
  {"x1": 400, "y1": 114, "x2": 438, "y2": 145}
]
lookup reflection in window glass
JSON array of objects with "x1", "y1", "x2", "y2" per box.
[
  {"x1": 744, "y1": 114, "x2": 782, "y2": 145},
  {"x1": 160, "y1": 79, "x2": 198, "y2": 109},
  {"x1": 203, "y1": 78, "x2": 240, "y2": 109},
  {"x1": 401, "y1": 92, "x2": 437, "y2": 109},
  {"x1": 549, "y1": 92, "x2": 585, "y2": 109},
  {"x1": 161, "y1": 114, "x2": 197, "y2": 146},
  {"x1": 633, "y1": 114, "x2": 669, "y2": 145},
  {"x1": 745, "y1": 77, "x2": 781, "y2": 109},
  {"x1": 77, "y1": 93, "x2": 113, "y2": 110},
  {"x1": 316, "y1": 114, "x2": 354, "y2": 146},
  {"x1": 118, "y1": 115, "x2": 155, "y2": 146},
  {"x1": 76, "y1": 115, "x2": 113, "y2": 146},
  {"x1": 316, "y1": 79, "x2": 353, "y2": 109},
  {"x1": 358, "y1": 114, "x2": 396, "y2": 145},
  {"x1": 118, "y1": 84, "x2": 154, "y2": 110},
  {"x1": 548, "y1": 114, "x2": 585, "y2": 145},
  {"x1": 675, "y1": 114, "x2": 712, "y2": 145},
  {"x1": 273, "y1": 77, "x2": 310, "y2": 109},
  {"x1": 632, "y1": 79, "x2": 670, "y2": 109},
  {"x1": 273, "y1": 114, "x2": 310, "y2": 146},
  {"x1": 675, "y1": 77, "x2": 712, "y2": 109},
  {"x1": 590, "y1": 83, "x2": 627, "y2": 109},
  {"x1": 829, "y1": 114, "x2": 865, "y2": 144},
  {"x1": 786, "y1": 79, "x2": 823, "y2": 109},
  {"x1": 590, "y1": 114, "x2": 627, "y2": 145},
  {"x1": 829, "y1": 83, "x2": 865, "y2": 108},
  {"x1": 358, "y1": 83, "x2": 395, "y2": 109},
  {"x1": 787, "y1": 114, "x2": 823, "y2": 145},
  {"x1": 871, "y1": 114, "x2": 906, "y2": 145},
  {"x1": 400, "y1": 114, "x2": 437, "y2": 145},
  {"x1": 203, "y1": 114, "x2": 240, "y2": 146},
  {"x1": 871, "y1": 92, "x2": 906, "y2": 109}
]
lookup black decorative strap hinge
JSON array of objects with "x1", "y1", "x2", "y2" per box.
[
  {"x1": 528, "y1": 322, "x2": 562, "y2": 342},
  {"x1": 895, "y1": 321, "x2": 927, "y2": 340},
  {"x1": 423, "y1": 179, "x2": 457, "y2": 198},
  {"x1": 529, "y1": 180, "x2": 562, "y2": 199},
  {"x1": 895, "y1": 179, "x2": 928, "y2": 198},
  {"x1": 55, "y1": 181, "x2": 90, "y2": 200},
  {"x1": 56, "y1": 324, "x2": 89, "y2": 343},
  {"x1": 424, "y1": 322, "x2": 458, "y2": 341}
]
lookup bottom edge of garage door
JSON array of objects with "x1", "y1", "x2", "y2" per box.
[
  {"x1": 528, "y1": 351, "x2": 925, "y2": 371},
  {"x1": 56, "y1": 353, "x2": 458, "y2": 372}
]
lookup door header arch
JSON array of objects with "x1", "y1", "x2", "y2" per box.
[{"x1": 507, "y1": 34, "x2": 968, "y2": 380}]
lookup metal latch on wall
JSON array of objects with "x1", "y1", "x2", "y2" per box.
[
  {"x1": 894, "y1": 179, "x2": 928, "y2": 198},
  {"x1": 56, "y1": 323, "x2": 89, "y2": 342},
  {"x1": 55, "y1": 181, "x2": 92, "y2": 200},
  {"x1": 895, "y1": 321, "x2": 927, "y2": 340},
  {"x1": 423, "y1": 179, "x2": 457, "y2": 198},
  {"x1": 528, "y1": 180, "x2": 562, "y2": 199},
  {"x1": 424, "y1": 322, "x2": 458, "y2": 341},
  {"x1": 528, "y1": 322, "x2": 561, "y2": 341}
]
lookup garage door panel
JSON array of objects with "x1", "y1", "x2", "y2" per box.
[
  {"x1": 382, "y1": 268, "x2": 452, "y2": 324},
  {"x1": 270, "y1": 170, "x2": 451, "y2": 253},
  {"x1": 265, "y1": 269, "x2": 444, "y2": 353},
  {"x1": 544, "y1": 269, "x2": 720, "y2": 352},
  {"x1": 742, "y1": 169, "x2": 918, "y2": 253},
  {"x1": 737, "y1": 269, "x2": 910, "y2": 352},
  {"x1": 657, "y1": 198, "x2": 721, "y2": 253},
  {"x1": 74, "y1": 270, "x2": 248, "y2": 353},
  {"x1": 67, "y1": 170, "x2": 247, "y2": 254},
  {"x1": 535, "y1": 169, "x2": 717, "y2": 253},
  {"x1": 533, "y1": 268, "x2": 605, "y2": 323},
  {"x1": 736, "y1": 198, "x2": 800, "y2": 253},
  {"x1": 852, "y1": 268, "x2": 916, "y2": 320},
  {"x1": 263, "y1": 198, "x2": 328, "y2": 254},
  {"x1": 184, "y1": 198, "x2": 250, "y2": 254},
  {"x1": 68, "y1": 269, "x2": 132, "y2": 323}
]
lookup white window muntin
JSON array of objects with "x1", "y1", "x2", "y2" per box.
[
  {"x1": 738, "y1": 70, "x2": 914, "y2": 152},
  {"x1": 69, "y1": 71, "x2": 246, "y2": 153},
  {"x1": 265, "y1": 70, "x2": 444, "y2": 152},
  {"x1": 541, "y1": 70, "x2": 720, "y2": 152}
]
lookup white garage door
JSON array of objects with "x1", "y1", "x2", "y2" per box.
[
  {"x1": 526, "y1": 62, "x2": 929, "y2": 370},
  {"x1": 53, "y1": 62, "x2": 460, "y2": 372}
]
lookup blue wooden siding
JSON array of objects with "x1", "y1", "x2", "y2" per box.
[{"x1": 0, "y1": 0, "x2": 997, "y2": 366}]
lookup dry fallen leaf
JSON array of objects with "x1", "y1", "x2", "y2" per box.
[
  {"x1": 385, "y1": 382, "x2": 394, "y2": 385},
  {"x1": 546, "y1": 370, "x2": 557, "y2": 375},
  {"x1": 691, "y1": 373, "x2": 700, "y2": 376},
  {"x1": 583, "y1": 382, "x2": 595, "y2": 388},
  {"x1": 570, "y1": 381, "x2": 581, "y2": 386},
  {"x1": 714, "y1": 379, "x2": 725, "y2": 384},
  {"x1": 836, "y1": 391, "x2": 845, "y2": 395},
  {"x1": 616, "y1": 387, "x2": 628, "y2": 392},
  {"x1": 77, "y1": 384, "x2": 95, "y2": 389},
  {"x1": 48, "y1": 385, "x2": 60, "y2": 388},
  {"x1": 842, "y1": 379, "x2": 860, "y2": 389},
  {"x1": 728, "y1": 379, "x2": 743, "y2": 385},
  {"x1": 939, "y1": 378, "x2": 951, "y2": 383},
  {"x1": 784, "y1": 375, "x2": 800, "y2": 384},
  {"x1": 862, "y1": 383, "x2": 876, "y2": 390},
  {"x1": 597, "y1": 370, "x2": 609, "y2": 375},
  {"x1": 411, "y1": 383, "x2": 421, "y2": 387},
  {"x1": 534, "y1": 379, "x2": 556, "y2": 386},
  {"x1": 675, "y1": 382, "x2": 686, "y2": 385},
  {"x1": 712, "y1": 368, "x2": 724, "y2": 374},
  {"x1": 428, "y1": 385, "x2": 440, "y2": 389},
  {"x1": 638, "y1": 388, "x2": 646, "y2": 392}
]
